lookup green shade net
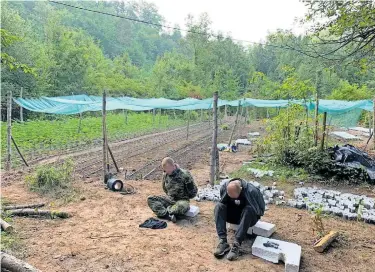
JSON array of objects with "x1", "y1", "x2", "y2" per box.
[{"x1": 13, "y1": 95, "x2": 373, "y2": 128}]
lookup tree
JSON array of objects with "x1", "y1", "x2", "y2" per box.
[
  {"x1": 302, "y1": 0, "x2": 375, "y2": 64},
  {"x1": 328, "y1": 81, "x2": 373, "y2": 101}
]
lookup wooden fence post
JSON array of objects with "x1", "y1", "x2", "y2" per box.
[
  {"x1": 314, "y1": 71, "x2": 321, "y2": 147},
  {"x1": 77, "y1": 112, "x2": 82, "y2": 133},
  {"x1": 102, "y1": 90, "x2": 108, "y2": 181},
  {"x1": 210, "y1": 92, "x2": 218, "y2": 185},
  {"x1": 152, "y1": 109, "x2": 156, "y2": 127},
  {"x1": 6, "y1": 89, "x2": 12, "y2": 171},
  {"x1": 320, "y1": 112, "x2": 327, "y2": 151},
  {"x1": 20, "y1": 87, "x2": 23, "y2": 122},
  {"x1": 228, "y1": 100, "x2": 241, "y2": 146},
  {"x1": 186, "y1": 110, "x2": 190, "y2": 140},
  {"x1": 373, "y1": 97, "x2": 375, "y2": 149},
  {"x1": 159, "y1": 108, "x2": 162, "y2": 128}
]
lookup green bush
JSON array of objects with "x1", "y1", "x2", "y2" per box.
[
  {"x1": 221, "y1": 124, "x2": 229, "y2": 130},
  {"x1": 25, "y1": 160, "x2": 75, "y2": 197},
  {"x1": 184, "y1": 110, "x2": 199, "y2": 121},
  {"x1": 257, "y1": 104, "x2": 372, "y2": 184}
]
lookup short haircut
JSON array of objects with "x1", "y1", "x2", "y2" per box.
[
  {"x1": 227, "y1": 180, "x2": 242, "y2": 192},
  {"x1": 162, "y1": 157, "x2": 175, "y2": 167}
]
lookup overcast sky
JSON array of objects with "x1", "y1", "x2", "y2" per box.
[{"x1": 146, "y1": 0, "x2": 308, "y2": 42}]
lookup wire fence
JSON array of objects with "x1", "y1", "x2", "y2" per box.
[{"x1": 1, "y1": 110, "x2": 211, "y2": 169}]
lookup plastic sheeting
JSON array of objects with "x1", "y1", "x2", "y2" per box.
[
  {"x1": 13, "y1": 95, "x2": 374, "y2": 115},
  {"x1": 307, "y1": 99, "x2": 372, "y2": 115}
]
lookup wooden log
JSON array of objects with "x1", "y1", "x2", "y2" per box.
[
  {"x1": 7, "y1": 209, "x2": 69, "y2": 219},
  {"x1": 0, "y1": 218, "x2": 13, "y2": 233},
  {"x1": 3, "y1": 203, "x2": 45, "y2": 211},
  {"x1": 0, "y1": 252, "x2": 40, "y2": 272},
  {"x1": 313, "y1": 230, "x2": 339, "y2": 253}
]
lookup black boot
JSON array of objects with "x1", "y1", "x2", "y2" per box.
[
  {"x1": 227, "y1": 241, "x2": 241, "y2": 261},
  {"x1": 214, "y1": 239, "x2": 230, "y2": 258}
]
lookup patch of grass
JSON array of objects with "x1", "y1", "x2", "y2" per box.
[
  {"x1": 0, "y1": 215, "x2": 24, "y2": 257},
  {"x1": 1, "y1": 197, "x2": 12, "y2": 207},
  {"x1": 25, "y1": 160, "x2": 78, "y2": 201},
  {"x1": 0, "y1": 231, "x2": 23, "y2": 256}
]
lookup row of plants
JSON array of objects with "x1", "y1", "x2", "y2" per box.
[{"x1": 1, "y1": 110, "x2": 209, "y2": 167}]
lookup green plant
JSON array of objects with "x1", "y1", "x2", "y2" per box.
[
  {"x1": 184, "y1": 111, "x2": 199, "y2": 121},
  {"x1": 0, "y1": 215, "x2": 24, "y2": 256},
  {"x1": 311, "y1": 205, "x2": 326, "y2": 239},
  {"x1": 25, "y1": 160, "x2": 76, "y2": 199},
  {"x1": 0, "y1": 231, "x2": 23, "y2": 255},
  {"x1": 1, "y1": 112, "x2": 187, "y2": 165},
  {"x1": 221, "y1": 124, "x2": 229, "y2": 130}
]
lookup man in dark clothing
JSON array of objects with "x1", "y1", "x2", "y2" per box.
[
  {"x1": 147, "y1": 157, "x2": 198, "y2": 223},
  {"x1": 214, "y1": 178, "x2": 265, "y2": 261}
]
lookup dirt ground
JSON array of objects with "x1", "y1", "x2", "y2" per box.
[{"x1": 2, "y1": 123, "x2": 375, "y2": 272}]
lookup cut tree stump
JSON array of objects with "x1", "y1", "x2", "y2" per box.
[
  {"x1": 313, "y1": 230, "x2": 339, "y2": 253},
  {"x1": 0, "y1": 218, "x2": 13, "y2": 233},
  {"x1": 7, "y1": 209, "x2": 69, "y2": 219},
  {"x1": 1, "y1": 252, "x2": 40, "y2": 272},
  {"x1": 3, "y1": 203, "x2": 45, "y2": 211}
]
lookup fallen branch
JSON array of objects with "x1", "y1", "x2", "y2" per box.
[
  {"x1": 0, "y1": 252, "x2": 40, "y2": 272},
  {"x1": 3, "y1": 203, "x2": 45, "y2": 211},
  {"x1": 313, "y1": 230, "x2": 339, "y2": 253},
  {"x1": 0, "y1": 218, "x2": 14, "y2": 233},
  {"x1": 7, "y1": 209, "x2": 69, "y2": 219}
]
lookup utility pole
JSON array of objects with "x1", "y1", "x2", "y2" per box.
[{"x1": 210, "y1": 92, "x2": 218, "y2": 185}]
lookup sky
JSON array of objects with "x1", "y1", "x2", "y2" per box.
[{"x1": 146, "y1": 0, "x2": 308, "y2": 43}]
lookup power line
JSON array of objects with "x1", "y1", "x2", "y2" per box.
[{"x1": 48, "y1": 0, "x2": 323, "y2": 59}]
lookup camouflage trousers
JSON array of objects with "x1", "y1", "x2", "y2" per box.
[{"x1": 147, "y1": 195, "x2": 190, "y2": 217}]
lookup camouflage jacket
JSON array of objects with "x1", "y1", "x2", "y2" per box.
[{"x1": 162, "y1": 168, "x2": 197, "y2": 201}]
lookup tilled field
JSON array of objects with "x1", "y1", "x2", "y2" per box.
[{"x1": 51, "y1": 120, "x2": 243, "y2": 181}]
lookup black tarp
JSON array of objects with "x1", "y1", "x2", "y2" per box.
[{"x1": 328, "y1": 144, "x2": 375, "y2": 183}]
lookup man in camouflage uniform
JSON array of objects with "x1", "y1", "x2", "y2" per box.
[{"x1": 147, "y1": 157, "x2": 197, "y2": 223}]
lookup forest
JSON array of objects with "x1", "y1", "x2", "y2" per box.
[{"x1": 1, "y1": 0, "x2": 375, "y2": 103}]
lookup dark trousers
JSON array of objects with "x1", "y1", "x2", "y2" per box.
[{"x1": 214, "y1": 202, "x2": 260, "y2": 243}]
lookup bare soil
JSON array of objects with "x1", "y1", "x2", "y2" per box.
[{"x1": 2, "y1": 122, "x2": 375, "y2": 272}]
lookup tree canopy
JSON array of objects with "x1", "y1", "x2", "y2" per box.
[{"x1": 1, "y1": 0, "x2": 374, "y2": 101}]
